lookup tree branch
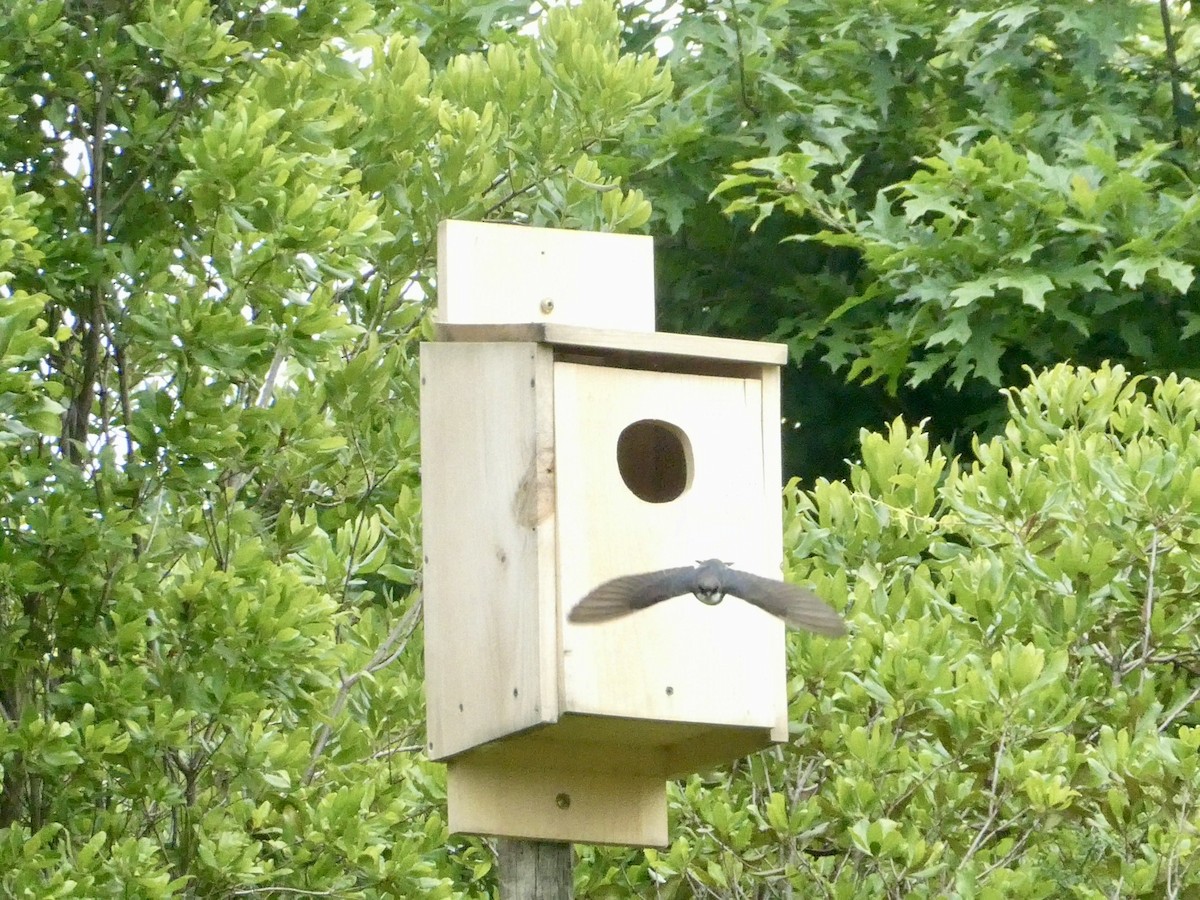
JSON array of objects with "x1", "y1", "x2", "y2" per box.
[
  {"x1": 63, "y1": 77, "x2": 112, "y2": 462},
  {"x1": 1159, "y1": 681, "x2": 1200, "y2": 734},
  {"x1": 962, "y1": 729, "x2": 1007, "y2": 866},
  {"x1": 727, "y1": 0, "x2": 758, "y2": 116},
  {"x1": 1137, "y1": 529, "x2": 1159, "y2": 691},
  {"x1": 1160, "y1": 0, "x2": 1188, "y2": 149},
  {"x1": 305, "y1": 595, "x2": 423, "y2": 783}
]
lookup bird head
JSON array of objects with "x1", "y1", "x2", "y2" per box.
[{"x1": 691, "y1": 559, "x2": 730, "y2": 606}]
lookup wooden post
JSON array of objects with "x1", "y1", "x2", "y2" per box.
[{"x1": 496, "y1": 838, "x2": 573, "y2": 899}]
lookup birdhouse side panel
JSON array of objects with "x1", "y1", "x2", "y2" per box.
[
  {"x1": 554, "y1": 362, "x2": 787, "y2": 732},
  {"x1": 421, "y1": 342, "x2": 559, "y2": 760},
  {"x1": 760, "y1": 364, "x2": 783, "y2": 556}
]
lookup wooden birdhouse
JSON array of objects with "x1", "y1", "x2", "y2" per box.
[{"x1": 421, "y1": 220, "x2": 791, "y2": 847}]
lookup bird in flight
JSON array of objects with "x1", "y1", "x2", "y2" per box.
[{"x1": 568, "y1": 559, "x2": 847, "y2": 636}]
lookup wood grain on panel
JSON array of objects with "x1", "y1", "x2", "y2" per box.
[
  {"x1": 553, "y1": 362, "x2": 788, "y2": 732},
  {"x1": 421, "y1": 342, "x2": 557, "y2": 760},
  {"x1": 757, "y1": 363, "x2": 790, "y2": 741}
]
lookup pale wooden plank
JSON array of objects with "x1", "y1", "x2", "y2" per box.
[
  {"x1": 435, "y1": 321, "x2": 789, "y2": 367},
  {"x1": 531, "y1": 347, "x2": 561, "y2": 730},
  {"x1": 758, "y1": 363, "x2": 790, "y2": 741},
  {"x1": 553, "y1": 362, "x2": 788, "y2": 732},
  {"x1": 449, "y1": 757, "x2": 668, "y2": 847},
  {"x1": 457, "y1": 714, "x2": 775, "y2": 778},
  {"x1": 421, "y1": 342, "x2": 558, "y2": 760},
  {"x1": 437, "y1": 220, "x2": 655, "y2": 332}
]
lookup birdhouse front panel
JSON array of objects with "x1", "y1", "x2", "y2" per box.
[{"x1": 553, "y1": 360, "x2": 788, "y2": 734}]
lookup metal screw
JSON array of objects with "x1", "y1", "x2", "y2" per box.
[{"x1": 539, "y1": 298, "x2": 555, "y2": 315}]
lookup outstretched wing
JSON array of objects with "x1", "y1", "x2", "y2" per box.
[
  {"x1": 721, "y1": 568, "x2": 847, "y2": 636},
  {"x1": 568, "y1": 566, "x2": 699, "y2": 623}
]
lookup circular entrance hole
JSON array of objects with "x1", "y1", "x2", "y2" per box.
[{"x1": 616, "y1": 419, "x2": 692, "y2": 503}]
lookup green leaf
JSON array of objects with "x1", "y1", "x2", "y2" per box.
[
  {"x1": 995, "y1": 272, "x2": 1054, "y2": 311},
  {"x1": 765, "y1": 792, "x2": 788, "y2": 833}
]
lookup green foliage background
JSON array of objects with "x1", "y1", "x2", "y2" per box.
[
  {"x1": 634, "y1": 0, "x2": 1200, "y2": 477},
  {"x1": 0, "y1": 0, "x2": 1198, "y2": 896}
]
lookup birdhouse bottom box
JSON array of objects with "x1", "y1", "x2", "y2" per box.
[{"x1": 421, "y1": 325, "x2": 791, "y2": 846}]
